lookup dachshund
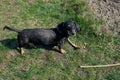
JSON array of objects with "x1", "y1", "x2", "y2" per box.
[{"x1": 3, "y1": 20, "x2": 80, "y2": 54}]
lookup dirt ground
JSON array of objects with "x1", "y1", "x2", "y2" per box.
[{"x1": 86, "y1": 0, "x2": 120, "y2": 35}]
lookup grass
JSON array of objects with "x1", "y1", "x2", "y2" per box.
[{"x1": 0, "y1": 0, "x2": 120, "y2": 80}]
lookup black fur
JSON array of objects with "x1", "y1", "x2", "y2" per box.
[{"x1": 3, "y1": 20, "x2": 80, "y2": 53}]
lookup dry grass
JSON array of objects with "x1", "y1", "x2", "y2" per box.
[{"x1": 0, "y1": 0, "x2": 120, "y2": 80}]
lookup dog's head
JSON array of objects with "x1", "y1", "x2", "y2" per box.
[{"x1": 57, "y1": 20, "x2": 80, "y2": 36}]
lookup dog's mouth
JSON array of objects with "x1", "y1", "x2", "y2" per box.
[{"x1": 67, "y1": 31, "x2": 76, "y2": 36}]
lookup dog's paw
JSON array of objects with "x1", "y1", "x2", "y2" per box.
[
  {"x1": 60, "y1": 49, "x2": 66, "y2": 54},
  {"x1": 20, "y1": 48, "x2": 25, "y2": 54}
]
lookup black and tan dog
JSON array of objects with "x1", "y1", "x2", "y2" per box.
[{"x1": 3, "y1": 20, "x2": 80, "y2": 54}]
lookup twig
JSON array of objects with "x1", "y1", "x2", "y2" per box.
[
  {"x1": 80, "y1": 63, "x2": 120, "y2": 68},
  {"x1": 68, "y1": 38, "x2": 80, "y2": 49}
]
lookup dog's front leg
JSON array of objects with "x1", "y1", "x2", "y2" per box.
[{"x1": 58, "y1": 38, "x2": 67, "y2": 54}]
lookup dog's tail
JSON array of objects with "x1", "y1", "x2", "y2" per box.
[{"x1": 3, "y1": 26, "x2": 21, "y2": 33}]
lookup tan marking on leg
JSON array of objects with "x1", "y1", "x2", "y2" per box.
[
  {"x1": 60, "y1": 49, "x2": 66, "y2": 54},
  {"x1": 20, "y1": 47, "x2": 25, "y2": 54}
]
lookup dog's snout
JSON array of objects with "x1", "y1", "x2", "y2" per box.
[{"x1": 72, "y1": 29, "x2": 76, "y2": 35}]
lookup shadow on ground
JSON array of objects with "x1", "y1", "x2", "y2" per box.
[{"x1": 0, "y1": 38, "x2": 60, "y2": 53}]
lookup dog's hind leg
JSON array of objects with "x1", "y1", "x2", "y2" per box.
[
  {"x1": 19, "y1": 43, "x2": 25, "y2": 54},
  {"x1": 20, "y1": 47, "x2": 25, "y2": 54},
  {"x1": 17, "y1": 35, "x2": 27, "y2": 54}
]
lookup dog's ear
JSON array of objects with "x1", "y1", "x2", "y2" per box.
[
  {"x1": 74, "y1": 22, "x2": 80, "y2": 33},
  {"x1": 57, "y1": 22, "x2": 65, "y2": 30}
]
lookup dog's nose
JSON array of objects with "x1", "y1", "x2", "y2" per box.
[{"x1": 72, "y1": 30, "x2": 76, "y2": 35}]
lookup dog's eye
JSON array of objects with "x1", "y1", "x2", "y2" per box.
[{"x1": 67, "y1": 27, "x2": 71, "y2": 30}]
